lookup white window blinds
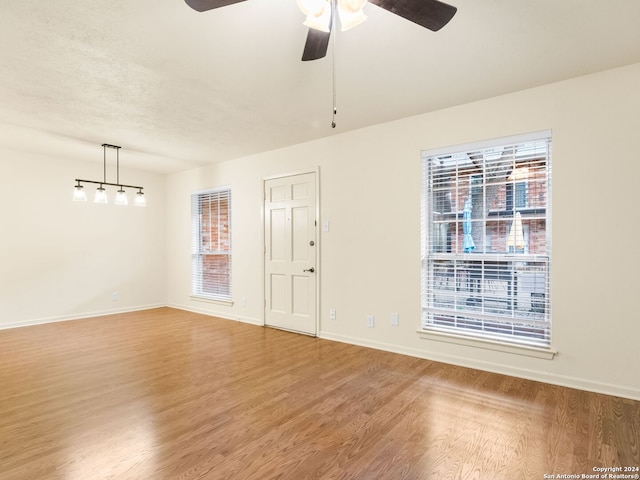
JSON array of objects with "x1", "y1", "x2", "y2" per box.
[
  {"x1": 421, "y1": 132, "x2": 552, "y2": 347},
  {"x1": 191, "y1": 187, "x2": 232, "y2": 301}
]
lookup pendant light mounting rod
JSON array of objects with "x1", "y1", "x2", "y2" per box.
[{"x1": 91, "y1": 143, "x2": 141, "y2": 188}]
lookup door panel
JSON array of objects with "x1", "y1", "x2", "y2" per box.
[
  {"x1": 270, "y1": 209, "x2": 287, "y2": 261},
  {"x1": 292, "y1": 181, "x2": 310, "y2": 200},
  {"x1": 269, "y1": 274, "x2": 287, "y2": 313},
  {"x1": 292, "y1": 275, "x2": 310, "y2": 315},
  {"x1": 264, "y1": 172, "x2": 317, "y2": 335},
  {"x1": 270, "y1": 185, "x2": 288, "y2": 202},
  {"x1": 292, "y1": 206, "x2": 310, "y2": 262}
]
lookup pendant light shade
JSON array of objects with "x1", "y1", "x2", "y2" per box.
[
  {"x1": 114, "y1": 189, "x2": 128, "y2": 206},
  {"x1": 94, "y1": 186, "x2": 108, "y2": 204},
  {"x1": 72, "y1": 182, "x2": 87, "y2": 202},
  {"x1": 134, "y1": 189, "x2": 146, "y2": 207}
]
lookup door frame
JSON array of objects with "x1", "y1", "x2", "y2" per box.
[{"x1": 262, "y1": 168, "x2": 320, "y2": 336}]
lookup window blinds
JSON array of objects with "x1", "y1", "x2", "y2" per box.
[
  {"x1": 191, "y1": 188, "x2": 232, "y2": 300},
  {"x1": 422, "y1": 132, "x2": 551, "y2": 347}
]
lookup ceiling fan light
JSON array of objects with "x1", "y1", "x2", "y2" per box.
[
  {"x1": 339, "y1": 0, "x2": 367, "y2": 14},
  {"x1": 338, "y1": 8, "x2": 367, "y2": 30},
  {"x1": 337, "y1": 0, "x2": 367, "y2": 30},
  {"x1": 297, "y1": 0, "x2": 326, "y2": 15},
  {"x1": 303, "y1": 7, "x2": 332, "y2": 32}
]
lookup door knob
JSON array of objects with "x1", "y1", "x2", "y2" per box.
[{"x1": 303, "y1": 267, "x2": 315, "y2": 273}]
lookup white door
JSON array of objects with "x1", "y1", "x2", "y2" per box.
[{"x1": 264, "y1": 172, "x2": 317, "y2": 335}]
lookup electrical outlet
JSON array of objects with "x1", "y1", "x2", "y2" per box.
[
  {"x1": 241, "y1": 296, "x2": 247, "y2": 307},
  {"x1": 391, "y1": 313, "x2": 399, "y2": 326},
  {"x1": 330, "y1": 309, "x2": 336, "y2": 320},
  {"x1": 112, "y1": 291, "x2": 119, "y2": 302},
  {"x1": 367, "y1": 314, "x2": 375, "y2": 328}
]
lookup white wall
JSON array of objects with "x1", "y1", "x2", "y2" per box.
[
  {"x1": 1, "y1": 64, "x2": 637, "y2": 400},
  {"x1": 166, "y1": 63, "x2": 640, "y2": 400},
  {"x1": 0, "y1": 149, "x2": 166, "y2": 327}
]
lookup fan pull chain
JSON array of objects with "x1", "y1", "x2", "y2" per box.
[{"x1": 331, "y1": 0, "x2": 337, "y2": 128}]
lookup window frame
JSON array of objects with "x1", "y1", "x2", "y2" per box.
[
  {"x1": 191, "y1": 186, "x2": 232, "y2": 304},
  {"x1": 421, "y1": 131, "x2": 552, "y2": 352}
]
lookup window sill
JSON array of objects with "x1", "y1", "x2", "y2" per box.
[
  {"x1": 190, "y1": 295, "x2": 234, "y2": 307},
  {"x1": 417, "y1": 329, "x2": 556, "y2": 360}
]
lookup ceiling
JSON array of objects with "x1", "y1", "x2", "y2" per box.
[{"x1": 1, "y1": 0, "x2": 639, "y2": 174}]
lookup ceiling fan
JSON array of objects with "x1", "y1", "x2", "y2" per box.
[{"x1": 184, "y1": 0, "x2": 457, "y2": 61}]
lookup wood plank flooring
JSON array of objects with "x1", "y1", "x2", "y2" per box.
[{"x1": 0, "y1": 308, "x2": 638, "y2": 479}]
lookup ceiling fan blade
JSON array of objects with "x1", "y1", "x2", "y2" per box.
[
  {"x1": 184, "y1": 0, "x2": 246, "y2": 12},
  {"x1": 368, "y1": 0, "x2": 457, "y2": 31},
  {"x1": 302, "y1": 29, "x2": 332, "y2": 61}
]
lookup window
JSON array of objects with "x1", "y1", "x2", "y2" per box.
[
  {"x1": 421, "y1": 132, "x2": 551, "y2": 347},
  {"x1": 191, "y1": 187, "x2": 232, "y2": 301}
]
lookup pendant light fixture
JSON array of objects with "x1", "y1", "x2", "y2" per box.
[{"x1": 72, "y1": 144, "x2": 146, "y2": 207}]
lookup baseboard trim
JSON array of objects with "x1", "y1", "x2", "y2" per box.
[
  {"x1": 318, "y1": 331, "x2": 640, "y2": 402},
  {"x1": 0, "y1": 304, "x2": 166, "y2": 330},
  {"x1": 167, "y1": 303, "x2": 264, "y2": 327}
]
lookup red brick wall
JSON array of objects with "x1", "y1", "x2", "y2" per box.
[
  {"x1": 202, "y1": 254, "x2": 230, "y2": 296},
  {"x1": 200, "y1": 197, "x2": 230, "y2": 253},
  {"x1": 447, "y1": 162, "x2": 548, "y2": 255}
]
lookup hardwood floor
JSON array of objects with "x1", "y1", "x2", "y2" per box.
[{"x1": 0, "y1": 308, "x2": 638, "y2": 480}]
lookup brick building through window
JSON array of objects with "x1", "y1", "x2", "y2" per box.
[{"x1": 191, "y1": 188, "x2": 232, "y2": 301}]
